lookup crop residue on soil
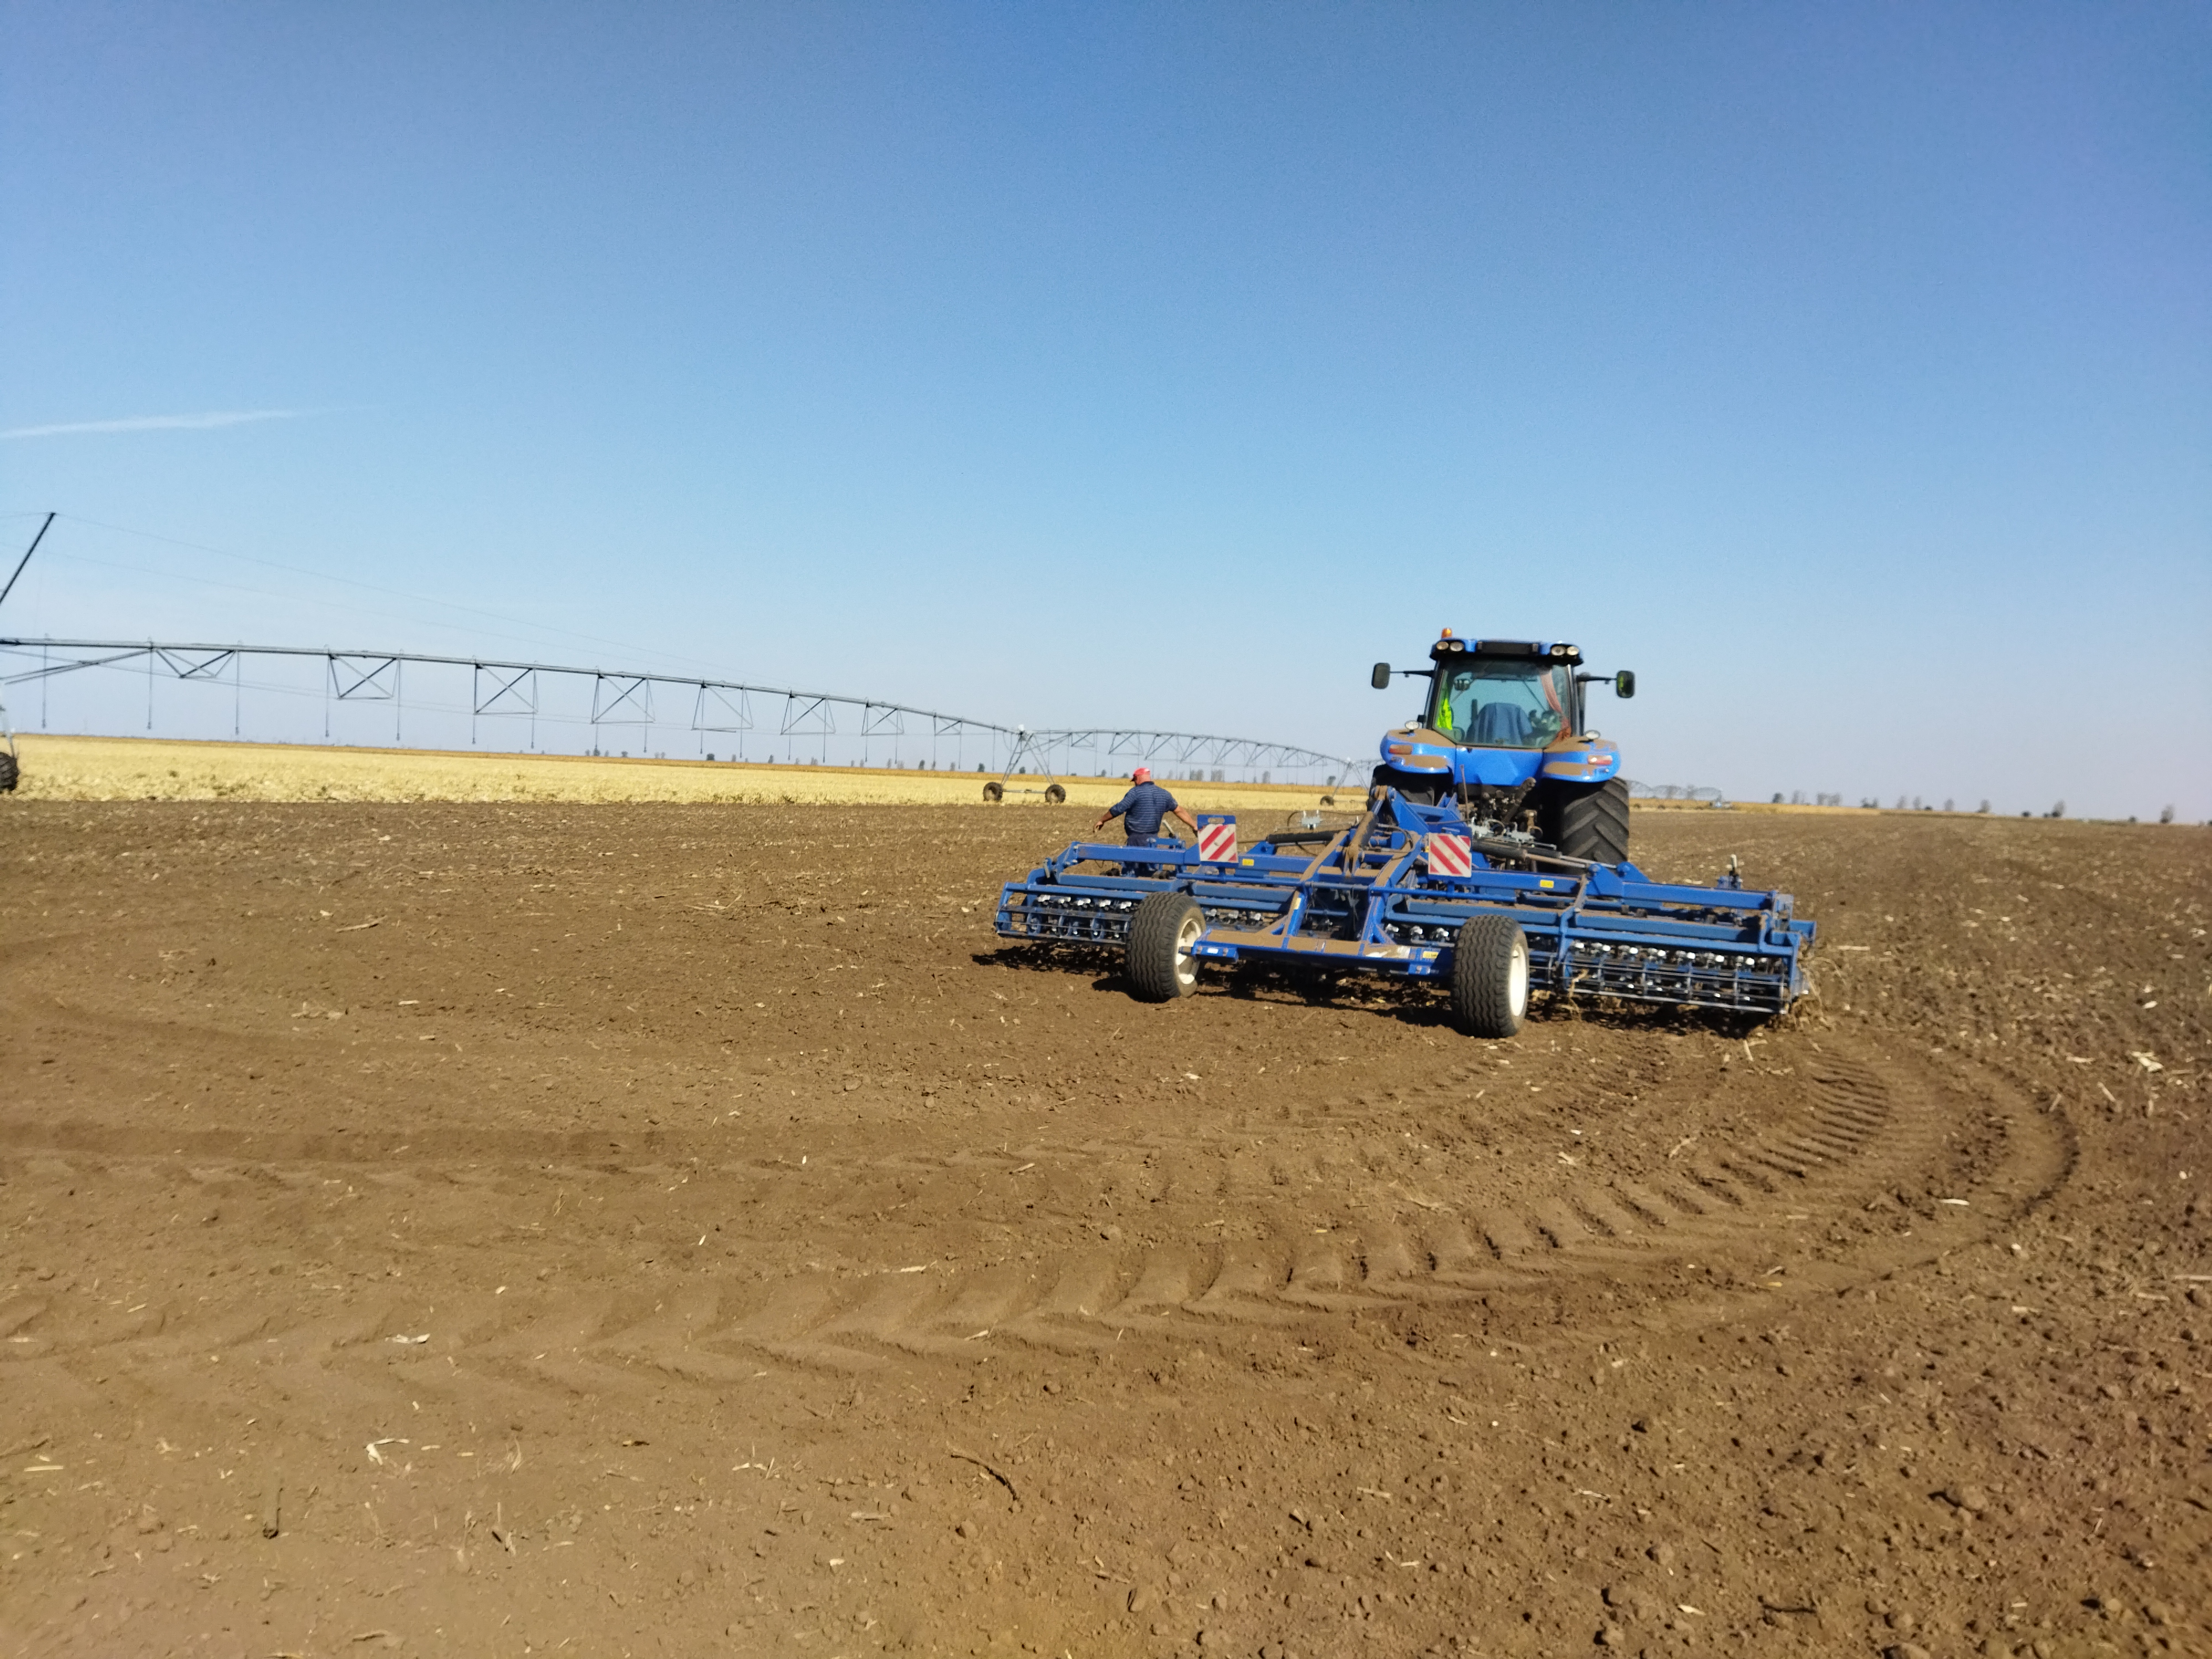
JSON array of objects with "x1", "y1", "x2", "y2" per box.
[{"x1": 1, "y1": 801, "x2": 2205, "y2": 1658}]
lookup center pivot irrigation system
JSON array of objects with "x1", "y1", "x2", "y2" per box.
[
  {"x1": 0, "y1": 635, "x2": 1354, "y2": 790},
  {"x1": 980, "y1": 726, "x2": 1349, "y2": 804}
]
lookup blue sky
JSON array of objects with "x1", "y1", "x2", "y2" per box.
[{"x1": 2, "y1": 2, "x2": 2206, "y2": 815}]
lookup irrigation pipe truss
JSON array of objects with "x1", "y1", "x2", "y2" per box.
[{"x1": 0, "y1": 637, "x2": 1355, "y2": 779}]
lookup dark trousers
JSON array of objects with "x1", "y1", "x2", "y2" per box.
[{"x1": 1124, "y1": 828, "x2": 1175, "y2": 878}]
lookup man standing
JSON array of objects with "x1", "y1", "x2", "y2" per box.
[{"x1": 1094, "y1": 766, "x2": 1199, "y2": 858}]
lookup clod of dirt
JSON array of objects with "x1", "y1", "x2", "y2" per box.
[
  {"x1": 1939, "y1": 1482, "x2": 1991, "y2": 1515},
  {"x1": 1602, "y1": 1585, "x2": 1658, "y2": 1621}
]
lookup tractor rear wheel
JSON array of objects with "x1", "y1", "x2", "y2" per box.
[
  {"x1": 1544, "y1": 778, "x2": 1630, "y2": 864},
  {"x1": 1126, "y1": 892, "x2": 1204, "y2": 1002},
  {"x1": 1450, "y1": 915, "x2": 1528, "y2": 1038}
]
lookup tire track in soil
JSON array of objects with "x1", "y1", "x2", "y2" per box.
[
  {"x1": 6, "y1": 1034, "x2": 2069, "y2": 1418},
  {"x1": 625, "y1": 1038, "x2": 2067, "y2": 1373}
]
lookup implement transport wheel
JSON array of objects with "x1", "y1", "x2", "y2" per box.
[
  {"x1": 1043, "y1": 782, "x2": 1067, "y2": 805},
  {"x1": 1126, "y1": 892, "x2": 1204, "y2": 1002},
  {"x1": 1451, "y1": 915, "x2": 1528, "y2": 1039},
  {"x1": 982, "y1": 780, "x2": 1004, "y2": 802},
  {"x1": 1545, "y1": 777, "x2": 1630, "y2": 865}
]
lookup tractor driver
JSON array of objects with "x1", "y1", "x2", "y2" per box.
[
  {"x1": 1094, "y1": 766, "x2": 1199, "y2": 854},
  {"x1": 1435, "y1": 669, "x2": 1480, "y2": 738}
]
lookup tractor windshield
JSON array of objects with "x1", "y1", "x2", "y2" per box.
[{"x1": 1430, "y1": 659, "x2": 1571, "y2": 749}]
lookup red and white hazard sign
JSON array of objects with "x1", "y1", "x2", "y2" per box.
[
  {"x1": 1426, "y1": 832, "x2": 1472, "y2": 878},
  {"x1": 1197, "y1": 820, "x2": 1238, "y2": 863}
]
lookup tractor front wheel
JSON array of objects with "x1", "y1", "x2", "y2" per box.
[
  {"x1": 1126, "y1": 892, "x2": 1204, "y2": 1002},
  {"x1": 1450, "y1": 915, "x2": 1528, "y2": 1039},
  {"x1": 1542, "y1": 778, "x2": 1630, "y2": 865},
  {"x1": 1370, "y1": 765, "x2": 1442, "y2": 808}
]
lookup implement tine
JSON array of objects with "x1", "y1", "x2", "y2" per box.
[{"x1": 1296, "y1": 793, "x2": 1383, "y2": 883}]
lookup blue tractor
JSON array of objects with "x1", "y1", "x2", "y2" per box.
[{"x1": 1369, "y1": 631, "x2": 1635, "y2": 865}]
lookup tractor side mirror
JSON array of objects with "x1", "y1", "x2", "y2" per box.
[
  {"x1": 1370, "y1": 662, "x2": 1391, "y2": 690},
  {"x1": 1615, "y1": 670, "x2": 1636, "y2": 698}
]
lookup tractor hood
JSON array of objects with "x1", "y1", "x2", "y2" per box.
[
  {"x1": 1377, "y1": 728, "x2": 1456, "y2": 770},
  {"x1": 1378, "y1": 728, "x2": 1541, "y2": 787},
  {"x1": 1379, "y1": 728, "x2": 1623, "y2": 789}
]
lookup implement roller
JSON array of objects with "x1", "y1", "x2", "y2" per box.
[{"x1": 994, "y1": 788, "x2": 1815, "y2": 1036}]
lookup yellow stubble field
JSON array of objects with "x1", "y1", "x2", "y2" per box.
[{"x1": 4, "y1": 733, "x2": 1353, "y2": 814}]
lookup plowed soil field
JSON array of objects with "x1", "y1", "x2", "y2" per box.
[{"x1": 2, "y1": 803, "x2": 2206, "y2": 1659}]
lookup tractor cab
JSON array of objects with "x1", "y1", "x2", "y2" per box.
[{"x1": 1426, "y1": 641, "x2": 1580, "y2": 749}]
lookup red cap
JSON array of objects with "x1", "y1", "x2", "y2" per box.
[{"x1": 1132, "y1": 766, "x2": 1152, "y2": 783}]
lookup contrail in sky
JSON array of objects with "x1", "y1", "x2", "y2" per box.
[{"x1": 0, "y1": 409, "x2": 304, "y2": 439}]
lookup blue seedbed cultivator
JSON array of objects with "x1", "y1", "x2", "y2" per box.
[{"x1": 994, "y1": 789, "x2": 1815, "y2": 1036}]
